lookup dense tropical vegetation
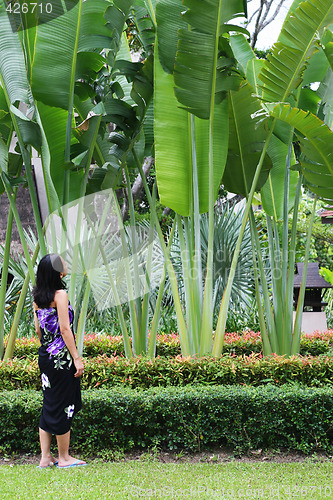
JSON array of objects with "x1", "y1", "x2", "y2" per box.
[
  {"x1": 0, "y1": 0, "x2": 332, "y2": 361},
  {"x1": 1, "y1": 0, "x2": 333, "y2": 466}
]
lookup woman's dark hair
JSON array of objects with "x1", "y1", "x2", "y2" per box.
[{"x1": 32, "y1": 254, "x2": 66, "y2": 308}]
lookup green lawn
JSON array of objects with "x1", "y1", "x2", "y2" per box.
[{"x1": 1, "y1": 461, "x2": 333, "y2": 499}]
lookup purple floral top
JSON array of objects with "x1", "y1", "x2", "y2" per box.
[{"x1": 36, "y1": 304, "x2": 75, "y2": 370}]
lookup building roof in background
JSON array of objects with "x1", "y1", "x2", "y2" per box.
[{"x1": 294, "y1": 262, "x2": 332, "y2": 288}]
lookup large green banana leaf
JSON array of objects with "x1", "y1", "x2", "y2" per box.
[
  {"x1": 222, "y1": 83, "x2": 272, "y2": 196},
  {"x1": 318, "y1": 68, "x2": 333, "y2": 130},
  {"x1": 173, "y1": 0, "x2": 246, "y2": 120},
  {"x1": 0, "y1": 0, "x2": 28, "y2": 105},
  {"x1": 30, "y1": 0, "x2": 112, "y2": 110},
  {"x1": 105, "y1": 0, "x2": 133, "y2": 67},
  {"x1": 154, "y1": 46, "x2": 228, "y2": 216},
  {"x1": 156, "y1": 0, "x2": 187, "y2": 73},
  {"x1": 271, "y1": 104, "x2": 333, "y2": 202},
  {"x1": 229, "y1": 34, "x2": 264, "y2": 95},
  {"x1": 29, "y1": 0, "x2": 127, "y2": 204},
  {"x1": 36, "y1": 102, "x2": 80, "y2": 208},
  {"x1": 259, "y1": 0, "x2": 333, "y2": 104}
]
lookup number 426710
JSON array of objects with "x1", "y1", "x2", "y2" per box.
[{"x1": 6, "y1": 2, "x2": 53, "y2": 14}]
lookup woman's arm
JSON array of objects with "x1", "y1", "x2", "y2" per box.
[
  {"x1": 54, "y1": 290, "x2": 84, "y2": 378},
  {"x1": 33, "y1": 302, "x2": 42, "y2": 341}
]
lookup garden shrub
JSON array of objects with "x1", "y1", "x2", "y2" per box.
[
  {"x1": 1, "y1": 386, "x2": 333, "y2": 455},
  {"x1": 6, "y1": 330, "x2": 333, "y2": 358},
  {"x1": 3, "y1": 354, "x2": 333, "y2": 390}
]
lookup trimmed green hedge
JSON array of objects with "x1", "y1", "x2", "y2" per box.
[
  {"x1": 7, "y1": 330, "x2": 333, "y2": 358},
  {"x1": 1, "y1": 386, "x2": 333, "y2": 454},
  {"x1": 2, "y1": 354, "x2": 333, "y2": 390}
]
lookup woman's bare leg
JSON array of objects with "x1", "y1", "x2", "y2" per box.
[
  {"x1": 39, "y1": 428, "x2": 57, "y2": 467},
  {"x1": 56, "y1": 431, "x2": 86, "y2": 467}
]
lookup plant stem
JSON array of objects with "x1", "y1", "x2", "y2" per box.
[
  {"x1": 134, "y1": 151, "x2": 191, "y2": 355},
  {"x1": 3, "y1": 242, "x2": 40, "y2": 360},
  {"x1": 212, "y1": 121, "x2": 276, "y2": 356},
  {"x1": 63, "y1": 0, "x2": 83, "y2": 206},
  {"x1": 291, "y1": 195, "x2": 318, "y2": 354},
  {"x1": 147, "y1": 220, "x2": 176, "y2": 358},
  {"x1": 0, "y1": 204, "x2": 15, "y2": 359},
  {"x1": 1, "y1": 174, "x2": 36, "y2": 284}
]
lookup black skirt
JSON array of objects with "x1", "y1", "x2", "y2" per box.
[
  {"x1": 36, "y1": 305, "x2": 82, "y2": 435},
  {"x1": 38, "y1": 349, "x2": 82, "y2": 435}
]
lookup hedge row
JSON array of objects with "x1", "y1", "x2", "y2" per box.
[
  {"x1": 7, "y1": 330, "x2": 333, "y2": 358},
  {"x1": 3, "y1": 354, "x2": 333, "y2": 390},
  {"x1": 1, "y1": 385, "x2": 333, "y2": 454}
]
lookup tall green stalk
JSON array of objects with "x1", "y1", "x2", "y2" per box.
[
  {"x1": 189, "y1": 115, "x2": 203, "y2": 354},
  {"x1": 111, "y1": 184, "x2": 142, "y2": 355},
  {"x1": 85, "y1": 208, "x2": 133, "y2": 358},
  {"x1": 1, "y1": 174, "x2": 36, "y2": 284},
  {"x1": 62, "y1": 0, "x2": 83, "y2": 207},
  {"x1": 212, "y1": 122, "x2": 276, "y2": 356},
  {"x1": 147, "y1": 220, "x2": 176, "y2": 358},
  {"x1": 135, "y1": 155, "x2": 191, "y2": 355},
  {"x1": 248, "y1": 210, "x2": 272, "y2": 355},
  {"x1": 3, "y1": 242, "x2": 40, "y2": 360},
  {"x1": 69, "y1": 114, "x2": 102, "y2": 306},
  {"x1": 291, "y1": 195, "x2": 318, "y2": 354},
  {"x1": 124, "y1": 164, "x2": 145, "y2": 354},
  {"x1": 0, "y1": 205, "x2": 15, "y2": 359},
  {"x1": 75, "y1": 192, "x2": 113, "y2": 355}
]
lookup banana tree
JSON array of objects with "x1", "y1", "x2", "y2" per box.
[
  {"x1": 1, "y1": 0, "x2": 171, "y2": 359},
  {"x1": 143, "y1": 0, "x2": 253, "y2": 356},
  {"x1": 0, "y1": 0, "x2": 137, "y2": 357},
  {"x1": 148, "y1": 0, "x2": 333, "y2": 358},
  {"x1": 0, "y1": 0, "x2": 45, "y2": 357},
  {"x1": 216, "y1": 0, "x2": 333, "y2": 355}
]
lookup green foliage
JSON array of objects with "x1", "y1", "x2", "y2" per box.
[
  {"x1": 5, "y1": 349, "x2": 333, "y2": 390},
  {"x1": 7, "y1": 330, "x2": 333, "y2": 360},
  {"x1": 255, "y1": 194, "x2": 333, "y2": 268},
  {"x1": 0, "y1": 390, "x2": 42, "y2": 454},
  {"x1": 85, "y1": 307, "x2": 131, "y2": 336},
  {"x1": 2, "y1": 386, "x2": 333, "y2": 454},
  {"x1": 166, "y1": 205, "x2": 259, "y2": 316},
  {"x1": 224, "y1": 302, "x2": 261, "y2": 332},
  {"x1": 132, "y1": 199, "x2": 174, "y2": 237},
  {"x1": 73, "y1": 353, "x2": 333, "y2": 390},
  {"x1": 259, "y1": 0, "x2": 333, "y2": 105},
  {"x1": 320, "y1": 268, "x2": 333, "y2": 285},
  {"x1": 254, "y1": 49, "x2": 270, "y2": 60}
]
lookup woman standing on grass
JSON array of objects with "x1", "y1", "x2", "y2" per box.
[{"x1": 33, "y1": 253, "x2": 86, "y2": 469}]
